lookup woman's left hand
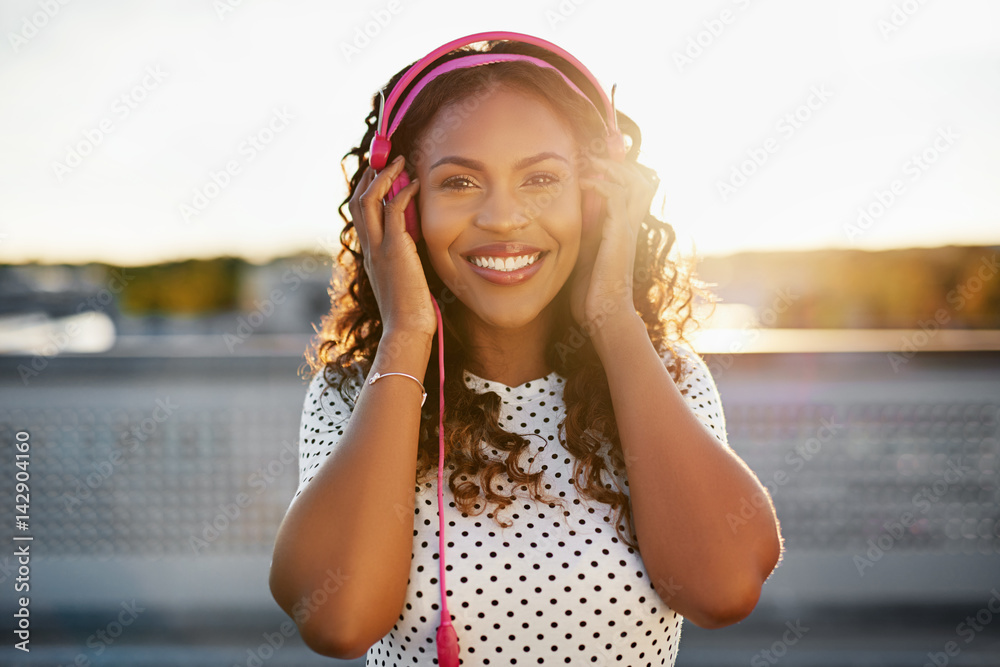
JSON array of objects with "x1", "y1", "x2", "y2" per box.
[{"x1": 569, "y1": 154, "x2": 660, "y2": 331}]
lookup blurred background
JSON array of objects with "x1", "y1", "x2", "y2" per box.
[{"x1": 1, "y1": 1, "x2": 998, "y2": 665}]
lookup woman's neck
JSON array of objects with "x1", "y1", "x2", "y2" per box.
[{"x1": 459, "y1": 309, "x2": 555, "y2": 388}]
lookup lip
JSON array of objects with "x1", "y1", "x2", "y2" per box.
[{"x1": 464, "y1": 251, "x2": 547, "y2": 286}]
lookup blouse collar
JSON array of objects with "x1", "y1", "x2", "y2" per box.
[{"x1": 462, "y1": 368, "x2": 563, "y2": 403}]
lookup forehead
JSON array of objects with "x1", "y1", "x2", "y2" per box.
[{"x1": 415, "y1": 86, "x2": 579, "y2": 169}]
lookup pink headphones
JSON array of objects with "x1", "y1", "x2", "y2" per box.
[{"x1": 366, "y1": 31, "x2": 626, "y2": 666}]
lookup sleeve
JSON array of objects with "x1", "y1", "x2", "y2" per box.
[
  {"x1": 662, "y1": 342, "x2": 731, "y2": 448},
  {"x1": 289, "y1": 368, "x2": 361, "y2": 506}
]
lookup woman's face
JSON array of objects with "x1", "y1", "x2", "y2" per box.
[{"x1": 413, "y1": 85, "x2": 585, "y2": 334}]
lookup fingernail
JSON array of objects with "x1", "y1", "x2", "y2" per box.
[{"x1": 392, "y1": 155, "x2": 403, "y2": 164}]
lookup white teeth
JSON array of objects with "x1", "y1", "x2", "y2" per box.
[{"x1": 469, "y1": 252, "x2": 542, "y2": 272}]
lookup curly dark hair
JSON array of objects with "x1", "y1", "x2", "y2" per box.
[{"x1": 303, "y1": 39, "x2": 714, "y2": 553}]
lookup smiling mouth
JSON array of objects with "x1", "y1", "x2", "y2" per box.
[{"x1": 465, "y1": 252, "x2": 546, "y2": 272}]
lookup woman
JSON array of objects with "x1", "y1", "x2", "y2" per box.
[{"x1": 270, "y1": 32, "x2": 782, "y2": 665}]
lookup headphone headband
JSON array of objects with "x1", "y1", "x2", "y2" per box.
[
  {"x1": 369, "y1": 30, "x2": 626, "y2": 170},
  {"x1": 386, "y1": 53, "x2": 603, "y2": 138}
]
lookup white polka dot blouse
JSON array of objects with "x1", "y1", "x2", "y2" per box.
[{"x1": 290, "y1": 342, "x2": 729, "y2": 666}]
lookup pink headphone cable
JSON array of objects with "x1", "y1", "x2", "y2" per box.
[{"x1": 430, "y1": 296, "x2": 460, "y2": 665}]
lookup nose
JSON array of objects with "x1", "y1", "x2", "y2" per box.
[{"x1": 473, "y1": 187, "x2": 533, "y2": 234}]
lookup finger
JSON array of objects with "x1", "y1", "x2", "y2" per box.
[
  {"x1": 589, "y1": 158, "x2": 657, "y2": 215},
  {"x1": 358, "y1": 163, "x2": 375, "y2": 188},
  {"x1": 634, "y1": 162, "x2": 660, "y2": 189},
  {"x1": 580, "y1": 176, "x2": 635, "y2": 237},
  {"x1": 579, "y1": 175, "x2": 625, "y2": 209},
  {"x1": 584, "y1": 155, "x2": 627, "y2": 185},
  {"x1": 576, "y1": 178, "x2": 607, "y2": 261},
  {"x1": 350, "y1": 167, "x2": 375, "y2": 251},
  {"x1": 382, "y1": 177, "x2": 420, "y2": 245},
  {"x1": 353, "y1": 166, "x2": 375, "y2": 208},
  {"x1": 351, "y1": 164, "x2": 374, "y2": 200},
  {"x1": 585, "y1": 159, "x2": 655, "y2": 227},
  {"x1": 624, "y1": 172, "x2": 655, "y2": 223},
  {"x1": 359, "y1": 156, "x2": 407, "y2": 247}
]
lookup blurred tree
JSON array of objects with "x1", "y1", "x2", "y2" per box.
[
  {"x1": 27, "y1": 245, "x2": 991, "y2": 327},
  {"x1": 116, "y1": 258, "x2": 241, "y2": 315},
  {"x1": 697, "y1": 245, "x2": 1000, "y2": 329}
]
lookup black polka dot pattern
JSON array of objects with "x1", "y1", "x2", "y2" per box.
[{"x1": 287, "y1": 344, "x2": 729, "y2": 665}]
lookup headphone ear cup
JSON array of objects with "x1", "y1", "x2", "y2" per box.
[{"x1": 385, "y1": 170, "x2": 421, "y2": 243}]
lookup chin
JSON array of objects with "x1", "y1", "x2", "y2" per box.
[
  {"x1": 477, "y1": 309, "x2": 539, "y2": 331},
  {"x1": 467, "y1": 299, "x2": 546, "y2": 331}
]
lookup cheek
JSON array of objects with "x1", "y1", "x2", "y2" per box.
[
  {"x1": 418, "y1": 205, "x2": 463, "y2": 280},
  {"x1": 549, "y1": 190, "x2": 583, "y2": 250}
]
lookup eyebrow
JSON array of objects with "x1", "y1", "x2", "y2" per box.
[{"x1": 429, "y1": 151, "x2": 569, "y2": 172}]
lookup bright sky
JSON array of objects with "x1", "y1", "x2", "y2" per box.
[{"x1": 1, "y1": 0, "x2": 997, "y2": 266}]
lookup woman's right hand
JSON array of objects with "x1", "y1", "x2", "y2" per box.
[{"x1": 348, "y1": 155, "x2": 437, "y2": 338}]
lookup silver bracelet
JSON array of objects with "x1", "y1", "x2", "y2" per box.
[{"x1": 368, "y1": 371, "x2": 427, "y2": 407}]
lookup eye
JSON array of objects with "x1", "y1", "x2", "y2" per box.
[
  {"x1": 527, "y1": 173, "x2": 561, "y2": 187},
  {"x1": 440, "y1": 173, "x2": 562, "y2": 190},
  {"x1": 441, "y1": 175, "x2": 477, "y2": 190}
]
